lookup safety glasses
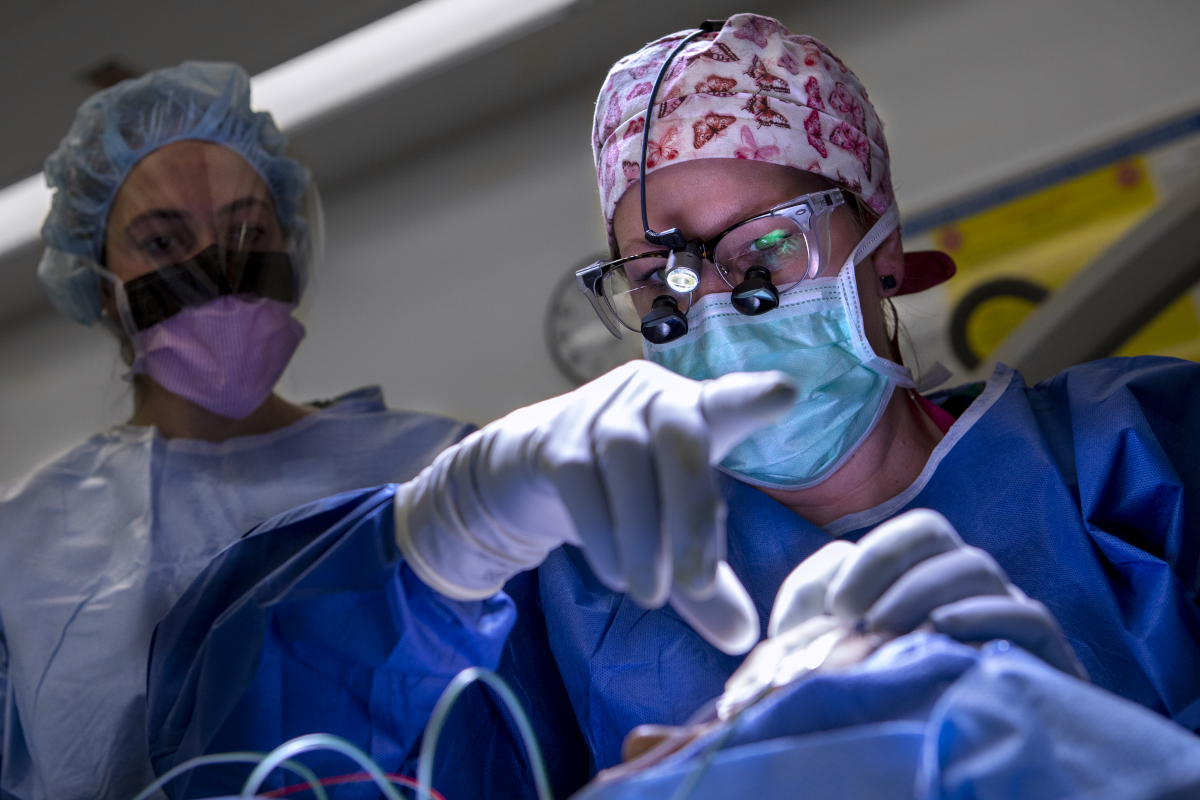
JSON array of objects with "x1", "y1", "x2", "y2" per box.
[{"x1": 576, "y1": 188, "x2": 846, "y2": 339}]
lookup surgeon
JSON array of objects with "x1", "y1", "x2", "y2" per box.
[
  {"x1": 0, "y1": 62, "x2": 509, "y2": 800},
  {"x1": 394, "y1": 9, "x2": 1198, "y2": 761},
  {"x1": 149, "y1": 12, "x2": 1199, "y2": 800}
]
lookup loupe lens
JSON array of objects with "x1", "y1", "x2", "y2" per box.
[
  {"x1": 641, "y1": 295, "x2": 689, "y2": 343},
  {"x1": 600, "y1": 255, "x2": 692, "y2": 333}
]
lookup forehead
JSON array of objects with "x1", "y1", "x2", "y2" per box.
[
  {"x1": 613, "y1": 159, "x2": 832, "y2": 247},
  {"x1": 109, "y1": 141, "x2": 273, "y2": 225}
]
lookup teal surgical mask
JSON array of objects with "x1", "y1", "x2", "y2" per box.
[{"x1": 643, "y1": 205, "x2": 913, "y2": 489}]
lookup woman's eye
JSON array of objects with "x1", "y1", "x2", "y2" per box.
[
  {"x1": 633, "y1": 268, "x2": 667, "y2": 286},
  {"x1": 140, "y1": 235, "x2": 180, "y2": 256}
]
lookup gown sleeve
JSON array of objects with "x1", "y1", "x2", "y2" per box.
[
  {"x1": 1074, "y1": 357, "x2": 1200, "y2": 597},
  {"x1": 145, "y1": 485, "x2": 517, "y2": 799},
  {"x1": 1032, "y1": 356, "x2": 1200, "y2": 727},
  {"x1": 1036, "y1": 356, "x2": 1200, "y2": 598}
]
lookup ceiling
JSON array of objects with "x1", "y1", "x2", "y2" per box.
[
  {"x1": 0, "y1": 0, "x2": 789, "y2": 324},
  {"x1": 0, "y1": 0, "x2": 424, "y2": 187},
  {"x1": 0, "y1": 0, "x2": 792, "y2": 190}
]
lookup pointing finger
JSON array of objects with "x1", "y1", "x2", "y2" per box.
[
  {"x1": 700, "y1": 371, "x2": 797, "y2": 463},
  {"x1": 670, "y1": 561, "x2": 760, "y2": 655},
  {"x1": 650, "y1": 397, "x2": 724, "y2": 598}
]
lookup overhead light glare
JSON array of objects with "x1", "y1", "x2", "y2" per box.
[
  {"x1": 0, "y1": 0, "x2": 580, "y2": 260},
  {"x1": 250, "y1": 0, "x2": 580, "y2": 133},
  {"x1": 0, "y1": 176, "x2": 52, "y2": 260}
]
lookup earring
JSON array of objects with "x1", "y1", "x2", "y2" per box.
[{"x1": 881, "y1": 275, "x2": 897, "y2": 290}]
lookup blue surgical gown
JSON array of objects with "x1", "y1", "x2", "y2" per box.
[
  {"x1": 0, "y1": 387, "x2": 473, "y2": 800},
  {"x1": 148, "y1": 357, "x2": 1200, "y2": 798},
  {"x1": 538, "y1": 358, "x2": 1200, "y2": 772}
]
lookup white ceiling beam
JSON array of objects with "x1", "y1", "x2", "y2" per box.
[{"x1": 0, "y1": 0, "x2": 579, "y2": 261}]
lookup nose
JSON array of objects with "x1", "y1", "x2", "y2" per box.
[
  {"x1": 693, "y1": 258, "x2": 735, "y2": 301},
  {"x1": 186, "y1": 230, "x2": 219, "y2": 259}
]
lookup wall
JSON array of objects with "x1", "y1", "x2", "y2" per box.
[
  {"x1": 280, "y1": 89, "x2": 602, "y2": 419},
  {"x1": 2, "y1": 0, "x2": 1199, "y2": 484}
]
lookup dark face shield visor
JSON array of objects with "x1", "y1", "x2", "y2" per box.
[{"x1": 120, "y1": 245, "x2": 298, "y2": 332}]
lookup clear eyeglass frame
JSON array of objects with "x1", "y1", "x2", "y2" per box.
[{"x1": 576, "y1": 188, "x2": 848, "y2": 339}]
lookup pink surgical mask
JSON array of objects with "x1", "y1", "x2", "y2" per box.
[{"x1": 130, "y1": 295, "x2": 305, "y2": 420}]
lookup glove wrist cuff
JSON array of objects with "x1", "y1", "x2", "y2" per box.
[{"x1": 393, "y1": 482, "x2": 509, "y2": 601}]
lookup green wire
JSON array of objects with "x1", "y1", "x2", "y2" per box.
[
  {"x1": 130, "y1": 752, "x2": 327, "y2": 800},
  {"x1": 665, "y1": 718, "x2": 741, "y2": 800},
  {"x1": 418, "y1": 667, "x2": 553, "y2": 800},
  {"x1": 240, "y1": 734, "x2": 405, "y2": 800}
]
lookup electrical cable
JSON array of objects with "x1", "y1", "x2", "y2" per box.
[
  {"x1": 241, "y1": 734, "x2": 405, "y2": 800},
  {"x1": 666, "y1": 716, "x2": 742, "y2": 800},
  {"x1": 261, "y1": 772, "x2": 446, "y2": 800},
  {"x1": 417, "y1": 667, "x2": 553, "y2": 800},
  {"x1": 130, "y1": 753, "x2": 328, "y2": 800},
  {"x1": 639, "y1": 28, "x2": 710, "y2": 247}
]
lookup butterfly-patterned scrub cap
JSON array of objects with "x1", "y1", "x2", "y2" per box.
[{"x1": 594, "y1": 14, "x2": 893, "y2": 232}]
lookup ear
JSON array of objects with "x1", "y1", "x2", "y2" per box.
[{"x1": 872, "y1": 229, "x2": 904, "y2": 298}]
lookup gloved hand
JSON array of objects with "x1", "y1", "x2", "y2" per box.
[
  {"x1": 393, "y1": 360, "x2": 798, "y2": 655},
  {"x1": 767, "y1": 509, "x2": 1087, "y2": 679}
]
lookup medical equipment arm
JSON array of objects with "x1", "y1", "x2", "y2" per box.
[
  {"x1": 769, "y1": 509, "x2": 1087, "y2": 679},
  {"x1": 394, "y1": 360, "x2": 797, "y2": 655}
]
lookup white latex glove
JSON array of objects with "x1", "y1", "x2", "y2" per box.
[
  {"x1": 394, "y1": 360, "x2": 798, "y2": 655},
  {"x1": 768, "y1": 509, "x2": 1088, "y2": 679}
]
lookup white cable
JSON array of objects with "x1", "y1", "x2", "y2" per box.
[
  {"x1": 240, "y1": 733, "x2": 404, "y2": 800},
  {"x1": 130, "y1": 752, "x2": 327, "y2": 800},
  {"x1": 418, "y1": 667, "x2": 553, "y2": 800}
]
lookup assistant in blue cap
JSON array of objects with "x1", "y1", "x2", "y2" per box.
[{"x1": 0, "y1": 62, "x2": 500, "y2": 800}]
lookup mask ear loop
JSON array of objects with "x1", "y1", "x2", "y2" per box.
[
  {"x1": 90, "y1": 262, "x2": 147, "y2": 375},
  {"x1": 847, "y1": 204, "x2": 900, "y2": 272},
  {"x1": 836, "y1": 203, "x2": 914, "y2": 389}
]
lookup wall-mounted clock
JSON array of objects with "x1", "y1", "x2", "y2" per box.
[{"x1": 545, "y1": 259, "x2": 643, "y2": 386}]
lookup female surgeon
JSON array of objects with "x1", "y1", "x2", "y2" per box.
[
  {"x1": 146, "y1": 12, "x2": 1198, "y2": 800},
  {"x1": 388, "y1": 8, "x2": 1199, "y2": 777},
  {"x1": 0, "y1": 62, "x2": 502, "y2": 800}
]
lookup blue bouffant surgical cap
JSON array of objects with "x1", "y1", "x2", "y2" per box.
[{"x1": 38, "y1": 61, "x2": 310, "y2": 325}]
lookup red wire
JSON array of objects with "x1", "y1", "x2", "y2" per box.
[{"x1": 258, "y1": 771, "x2": 447, "y2": 800}]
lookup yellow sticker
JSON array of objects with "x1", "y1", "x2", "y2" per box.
[{"x1": 932, "y1": 158, "x2": 1155, "y2": 272}]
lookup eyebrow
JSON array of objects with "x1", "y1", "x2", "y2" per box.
[
  {"x1": 616, "y1": 194, "x2": 792, "y2": 255},
  {"x1": 123, "y1": 195, "x2": 273, "y2": 232},
  {"x1": 125, "y1": 208, "x2": 189, "y2": 231},
  {"x1": 616, "y1": 201, "x2": 767, "y2": 253},
  {"x1": 708, "y1": 198, "x2": 779, "y2": 240},
  {"x1": 218, "y1": 196, "x2": 274, "y2": 216}
]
